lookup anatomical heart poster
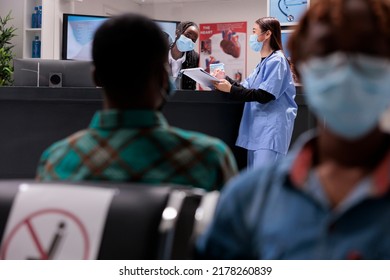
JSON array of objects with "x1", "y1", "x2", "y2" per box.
[{"x1": 199, "y1": 22, "x2": 247, "y2": 87}]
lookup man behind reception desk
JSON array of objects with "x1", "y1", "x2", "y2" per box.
[{"x1": 36, "y1": 13, "x2": 238, "y2": 191}]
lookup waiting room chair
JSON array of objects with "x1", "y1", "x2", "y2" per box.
[{"x1": 0, "y1": 180, "x2": 206, "y2": 260}]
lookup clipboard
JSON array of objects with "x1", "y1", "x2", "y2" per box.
[{"x1": 180, "y1": 67, "x2": 219, "y2": 89}]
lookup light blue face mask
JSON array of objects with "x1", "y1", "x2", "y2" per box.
[
  {"x1": 299, "y1": 52, "x2": 390, "y2": 140},
  {"x1": 159, "y1": 72, "x2": 176, "y2": 111},
  {"x1": 249, "y1": 33, "x2": 263, "y2": 52},
  {"x1": 162, "y1": 66, "x2": 177, "y2": 99},
  {"x1": 176, "y1": 35, "x2": 195, "y2": 52},
  {"x1": 166, "y1": 76, "x2": 176, "y2": 97}
]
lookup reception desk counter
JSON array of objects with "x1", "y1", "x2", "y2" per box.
[{"x1": 0, "y1": 87, "x2": 314, "y2": 178}]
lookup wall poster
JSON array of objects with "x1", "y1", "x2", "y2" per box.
[
  {"x1": 281, "y1": 29, "x2": 293, "y2": 60},
  {"x1": 199, "y1": 21, "x2": 247, "y2": 88},
  {"x1": 268, "y1": 0, "x2": 310, "y2": 26}
]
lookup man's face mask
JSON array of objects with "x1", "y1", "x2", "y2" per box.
[
  {"x1": 299, "y1": 52, "x2": 390, "y2": 140},
  {"x1": 176, "y1": 34, "x2": 195, "y2": 52},
  {"x1": 166, "y1": 76, "x2": 176, "y2": 98},
  {"x1": 159, "y1": 66, "x2": 177, "y2": 111},
  {"x1": 158, "y1": 76, "x2": 176, "y2": 111}
]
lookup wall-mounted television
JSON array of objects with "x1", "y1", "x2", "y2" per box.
[
  {"x1": 62, "y1": 13, "x2": 179, "y2": 61},
  {"x1": 154, "y1": 19, "x2": 180, "y2": 46},
  {"x1": 62, "y1": 13, "x2": 109, "y2": 61}
]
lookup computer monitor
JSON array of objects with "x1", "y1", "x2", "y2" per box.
[
  {"x1": 12, "y1": 58, "x2": 95, "y2": 87},
  {"x1": 62, "y1": 13, "x2": 109, "y2": 61},
  {"x1": 62, "y1": 13, "x2": 179, "y2": 61},
  {"x1": 154, "y1": 20, "x2": 179, "y2": 46}
]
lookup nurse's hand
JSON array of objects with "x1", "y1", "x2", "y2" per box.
[
  {"x1": 213, "y1": 79, "x2": 232, "y2": 93},
  {"x1": 211, "y1": 68, "x2": 226, "y2": 79}
]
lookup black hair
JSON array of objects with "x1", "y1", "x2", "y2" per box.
[
  {"x1": 92, "y1": 13, "x2": 169, "y2": 101},
  {"x1": 173, "y1": 21, "x2": 199, "y2": 43}
]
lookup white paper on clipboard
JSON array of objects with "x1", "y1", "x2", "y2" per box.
[{"x1": 180, "y1": 67, "x2": 219, "y2": 89}]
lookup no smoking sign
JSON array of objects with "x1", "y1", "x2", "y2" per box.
[
  {"x1": 1, "y1": 208, "x2": 90, "y2": 260},
  {"x1": 0, "y1": 184, "x2": 115, "y2": 260}
]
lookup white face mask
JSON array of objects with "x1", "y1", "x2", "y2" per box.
[{"x1": 299, "y1": 52, "x2": 390, "y2": 140}]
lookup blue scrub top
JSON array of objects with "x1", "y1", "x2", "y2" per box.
[{"x1": 236, "y1": 50, "x2": 297, "y2": 154}]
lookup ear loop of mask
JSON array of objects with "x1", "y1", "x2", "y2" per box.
[
  {"x1": 161, "y1": 78, "x2": 176, "y2": 99},
  {"x1": 159, "y1": 68, "x2": 177, "y2": 110}
]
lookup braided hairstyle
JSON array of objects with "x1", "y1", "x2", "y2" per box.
[
  {"x1": 288, "y1": 0, "x2": 390, "y2": 69},
  {"x1": 172, "y1": 21, "x2": 199, "y2": 48}
]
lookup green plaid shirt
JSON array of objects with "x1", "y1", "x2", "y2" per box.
[{"x1": 36, "y1": 110, "x2": 238, "y2": 191}]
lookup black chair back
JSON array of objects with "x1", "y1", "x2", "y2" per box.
[{"x1": 0, "y1": 180, "x2": 205, "y2": 260}]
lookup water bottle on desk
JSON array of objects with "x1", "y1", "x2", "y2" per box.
[{"x1": 32, "y1": 36, "x2": 41, "y2": 58}]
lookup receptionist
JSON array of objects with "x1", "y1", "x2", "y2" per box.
[{"x1": 168, "y1": 21, "x2": 200, "y2": 90}]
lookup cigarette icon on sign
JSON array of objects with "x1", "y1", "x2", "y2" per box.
[{"x1": 28, "y1": 221, "x2": 66, "y2": 260}]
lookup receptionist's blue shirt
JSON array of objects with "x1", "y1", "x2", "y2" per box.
[{"x1": 236, "y1": 50, "x2": 297, "y2": 154}]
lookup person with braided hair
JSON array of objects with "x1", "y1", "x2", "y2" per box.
[
  {"x1": 168, "y1": 21, "x2": 200, "y2": 90},
  {"x1": 197, "y1": 0, "x2": 390, "y2": 259}
]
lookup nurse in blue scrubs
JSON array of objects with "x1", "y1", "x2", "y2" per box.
[{"x1": 213, "y1": 17, "x2": 297, "y2": 169}]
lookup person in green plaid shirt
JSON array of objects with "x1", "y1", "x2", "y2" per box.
[{"x1": 36, "y1": 13, "x2": 238, "y2": 191}]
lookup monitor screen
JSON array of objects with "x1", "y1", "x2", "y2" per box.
[
  {"x1": 62, "y1": 14, "x2": 178, "y2": 61},
  {"x1": 62, "y1": 13, "x2": 109, "y2": 61},
  {"x1": 13, "y1": 58, "x2": 95, "y2": 87},
  {"x1": 154, "y1": 20, "x2": 179, "y2": 46}
]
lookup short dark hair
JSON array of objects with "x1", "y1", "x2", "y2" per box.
[{"x1": 92, "y1": 13, "x2": 168, "y2": 99}]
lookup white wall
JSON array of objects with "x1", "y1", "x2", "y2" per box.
[
  {"x1": 0, "y1": 1, "x2": 24, "y2": 58},
  {"x1": 73, "y1": 0, "x2": 140, "y2": 16},
  {"x1": 2, "y1": 0, "x2": 267, "y2": 71}
]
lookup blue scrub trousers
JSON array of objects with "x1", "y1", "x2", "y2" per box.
[{"x1": 247, "y1": 149, "x2": 284, "y2": 169}]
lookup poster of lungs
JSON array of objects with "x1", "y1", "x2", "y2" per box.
[
  {"x1": 268, "y1": 0, "x2": 310, "y2": 26},
  {"x1": 199, "y1": 21, "x2": 247, "y2": 88}
]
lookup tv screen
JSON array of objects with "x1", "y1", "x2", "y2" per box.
[
  {"x1": 154, "y1": 20, "x2": 179, "y2": 46},
  {"x1": 13, "y1": 58, "x2": 95, "y2": 87},
  {"x1": 62, "y1": 14, "x2": 179, "y2": 61},
  {"x1": 62, "y1": 13, "x2": 109, "y2": 61}
]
